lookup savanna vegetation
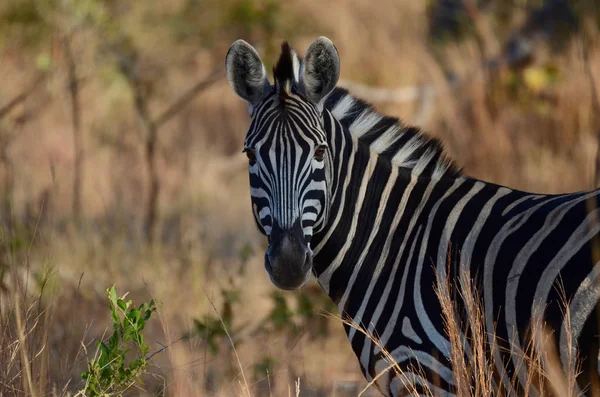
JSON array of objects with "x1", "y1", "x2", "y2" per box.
[{"x1": 1, "y1": 0, "x2": 600, "y2": 395}]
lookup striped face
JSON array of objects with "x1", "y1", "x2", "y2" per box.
[
  {"x1": 226, "y1": 37, "x2": 340, "y2": 290},
  {"x1": 244, "y1": 94, "x2": 330, "y2": 289}
]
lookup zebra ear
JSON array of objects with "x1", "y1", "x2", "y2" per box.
[
  {"x1": 226, "y1": 40, "x2": 271, "y2": 109},
  {"x1": 300, "y1": 36, "x2": 340, "y2": 105}
]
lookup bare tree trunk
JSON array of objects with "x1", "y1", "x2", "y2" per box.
[
  {"x1": 63, "y1": 36, "x2": 83, "y2": 224},
  {"x1": 116, "y1": 56, "x2": 223, "y2": 244},
  {"x1": 145, "y1": 122, "x2": 159, "y2": 244},
  {"x1": 0, "y1": 73, "x2": 50, "y2": 233},
  {"x1": 135, "y1": 70, "x2": 224, "y2": 244},
  {"x1": 0, "y1": 73, "x2": 47, "y2": 120},
  {"x1": 130, "y1": 82, "x2": 159, "y2": 244}
]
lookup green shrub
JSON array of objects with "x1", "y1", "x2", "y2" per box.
[{"x1": 80, "y1": 285, "x2": 157, "y2": 396}]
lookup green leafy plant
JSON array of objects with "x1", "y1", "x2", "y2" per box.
[{"x1": 80, "y1": 286, "x2": 157, "y2": 396}]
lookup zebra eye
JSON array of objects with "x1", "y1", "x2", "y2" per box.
[
  {"x1": 314, "y1": 146, "x2": 327, "y2": 160},
  {"x1": 244, "y1": 149, "x2": 257, "y2": 165}
]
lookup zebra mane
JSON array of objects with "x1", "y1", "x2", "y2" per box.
[
  {"x1": 321, "y1": 87, "x2": 461, "y2": 178},
  {"x1": 273, "y1": 41, "x2": 301, "y2": 97}
]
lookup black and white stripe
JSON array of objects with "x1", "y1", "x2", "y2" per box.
[
  {"x1": 311, "y1": 88, "x2": 600, "y2": 395},
  {"x1": 226, "y1": 37, "x2": 600, "y2": 396},
  {"x1": 245, "y1": 92, "x2": 330, "y2": 244}
]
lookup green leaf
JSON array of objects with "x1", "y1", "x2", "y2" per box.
[
  {"x1": 108, "y1": 331, "x2": 119, "y2": 350},
  {"x1": 117, "y1": 298, "x2": 127, "y2": 311},
  {"x1": 128, "y1": 308, "x2": 140, "y2": 324},
  {"x1": 107, "y1": 285, "x2": 118, "y2": 306},
  {"x1": 98, "y1": 342, "x2": 110, "y2": 368}
]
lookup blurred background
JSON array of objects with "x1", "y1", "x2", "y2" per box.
[{"x1": 1, "y1": 0, "x2": 599, "y2": 396}]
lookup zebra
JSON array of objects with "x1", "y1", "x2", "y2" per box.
[{"x1": 225, "y1": 36, "x2": 600, "y2": 396}]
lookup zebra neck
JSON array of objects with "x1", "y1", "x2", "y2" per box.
[
  {"x1": 311, "y1": 91, "x2": 462, "y2": 304},
  {"x1": 311, "y1": 115, "x2": 462, "y2": 303}
]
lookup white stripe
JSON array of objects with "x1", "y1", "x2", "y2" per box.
[
  {"x1": 370, "y1": 125, "x2": 402, "y2": 153},
  {"x1": 459, "y1": 187, "x2": 512, "y2": 268},
  {"x1": 370, "y1": 225, "x2": 422, "y2": 359},
  {"x1": 339, "y1": 167, "x2": 399, "y2": 316},
  {"x1": 560, "y1": 260, "x2": 600, "y2": 396},
  {"x1": 349, "y1": 110, "x2": 382, "y2": 138},
  {"x1": 258, "y1": 207, "x2": 270, "y2": 219},
  {"x1": 250, "y1": 187, "x2": 270, "y2": 200},
  {"x1": 432, "y1": 161, "x2": 450, "y2": 179},
  {"x1": 385, "y1": 346, "x2": 455, "y2": 386},
  {"x1": 391, "y1": 135, "x2": 422, "y2": 168},
  {"x1": 502, "y1": 194, "x2": 546, "y2": 216},
  {"x1": 428, "y1": 181, "x2": 486, "y2": 365},
  {"x1": 533, "y1": 207, "x2": 600, "y2": 335},
  {"x1": 313, "y1": 116, "x2": 354, "y2": 255},
  {"x1": 483, "y1": 192, "x2": 568, "y2": 391},
  {"x1": 318, "y1": 152, "x2": 378, "y2": 292},
  {"x1": 302, "y1": 213, "x2": 317, "y2": 222},
  {"x1": 291, "y1": 50, "x2": 300, "y2": 82},
  {"x1": 412, "y1": 148, "x2": 437, "y2": 176},
  {"x1": 402, "y1": 317, "x2": 422, "y2": 344},
  {"x1": 412, "y1": 178, "x2": 465, "y2": 360},
  {"x1": 505, "y1": 191, "x2": 597, "y2": 390},
  {"x1": 354, "y1": 173, "x2": 424, "y2": 352},
  {"x1": 331, "y1": 95, "x2": 355, "y2": 120},
  {"x1": 436, "y1": 181, "x2": 486, "y2": 279},
  {"x1": 366, "y1": 178, "x2": 439, "y2": 361}
]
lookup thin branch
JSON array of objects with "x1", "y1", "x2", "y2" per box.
[
  {"x1": 154, "y1": 68, "x2": 225, "y2": 128},
  {"x1": 145, "y1": 335, "x2": 187, "y2": 361},
  {"x1": 0, "y1": 73, "x2": 48, "y2": 120}
]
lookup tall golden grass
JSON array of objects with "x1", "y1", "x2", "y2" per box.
[
  {"x1": 328, "y1": 265, "x2": 587, "y2": 397},
  {"x1": 2, "y1": 261, "x2": 589, "y2": 396},
  {"x1": 1, "y1": 0, "x2": 600, "y2": 395},
  {"x1": 435, "y1": 268, "x2": 585, "y2": 397}
]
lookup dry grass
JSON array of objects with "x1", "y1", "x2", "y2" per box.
[
  {"x1": 325, "y1": 265, "x2": 587, "y2": 397},
  {"x1": 1, "y1": 224, "x2": 362, "y2": 396},
  {"x1": 2, "y1": 257, "x2": 591, "y2": 396},
  {"x1": 434, "y1": 267, "x2": 584, "y2": 397},
  {"x1": 1, "y1": 0, "x2": 600, "y2": 395}
]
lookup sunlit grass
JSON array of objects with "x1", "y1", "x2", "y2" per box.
[{"x1": 1, "y1": 0, "x2": 599, "y2": 395}]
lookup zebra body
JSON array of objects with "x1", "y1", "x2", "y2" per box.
[{"x1": 226, "y1": 37, "x2": 600, "y2": 396}]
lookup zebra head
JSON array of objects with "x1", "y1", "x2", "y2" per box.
[{"x1": 226, "y1": 37, "x2": 340, "y2": 290}]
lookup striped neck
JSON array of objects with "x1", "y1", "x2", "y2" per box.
[{"x1": 310, "y1": 87, "x2": 462, "y2": 300}]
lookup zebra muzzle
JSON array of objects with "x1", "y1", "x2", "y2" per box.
[{"x1": 264, "y1": 219, "x2": 313, "y2": 290}]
